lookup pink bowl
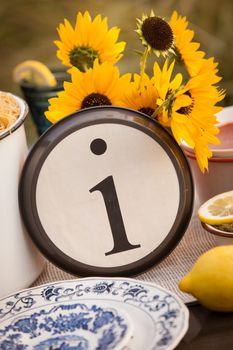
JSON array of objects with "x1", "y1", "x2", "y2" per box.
[
  {"x1": 185, "y1": 150, "x2": 233, "y2": 205},
  {"x1": 181, "y1": 106, "x2": 233, "y2": 158}
]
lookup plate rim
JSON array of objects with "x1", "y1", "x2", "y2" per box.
[{"x1": 0, "y1": 277, "x2": 189, "y2": 350}]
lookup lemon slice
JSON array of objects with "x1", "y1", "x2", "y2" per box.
[
  {"x1": 198, "y1": 190, "x2": 233, "y2": 225},
  {"x1": 13, "y1": 60, "x2": 57, "y2": 87}
]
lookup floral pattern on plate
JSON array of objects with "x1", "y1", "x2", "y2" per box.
[
  {"x1": 0, "y1": 302, "x2": 132, "y2": 350},
  {"x1": 0, "y1": 277, "x2": 189, "y2": 350}
]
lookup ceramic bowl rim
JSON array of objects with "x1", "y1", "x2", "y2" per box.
[
  {"x1": 201, "y1": 222, "x2": 233, "y2": 238},
  {"x1": 181, "y1": 140, "x2": 233, "y2": 159},
  {"x1": 184, "y1": 149, "x2": 233, "y2": 162},
  {"x1": 181, "y1": 105, "x2": 233, "y2": 158},
  {"x1": 0, "y1": 92, "x2": 28, "y2": 141}
]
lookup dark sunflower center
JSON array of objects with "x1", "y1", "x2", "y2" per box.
[
  {"x1": 139, "y1": 107, "x2": 155, "y2": 117},
  {"x1": 177, "y1": 91, "x2": 194, "y2": 115},
  {"x1": 69, "y1": 46, "x2": 99, "y2": 72},
  {"x1": 141, "y1": 16, "x2": 173, "y2": 51},
  {"x1": 81, "y1": 93, "x2": 112, "y2": 109}
]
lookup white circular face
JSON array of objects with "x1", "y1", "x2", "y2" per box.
[{"x1": 36, "y1": 123, "x2": 180, "y2": 268}]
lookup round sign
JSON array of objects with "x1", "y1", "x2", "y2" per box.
[{"x1": 19, "y1": 106, "x2": 193, "y2": 276}]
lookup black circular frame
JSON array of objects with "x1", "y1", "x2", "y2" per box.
[{"x1": 19, "y1": 106, "x2": 194, "y2": 277}]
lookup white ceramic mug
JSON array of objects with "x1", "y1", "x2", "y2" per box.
[{"x1": 0, "y1": 93, "x2": 44, "y2": 298}]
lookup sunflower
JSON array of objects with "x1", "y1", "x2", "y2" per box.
[
  {"x1": 198, "y1": 57, "x2": 222, "y2": 85},
  {"x1": 45, "y1": 60, "x2": 131, "y2": 123},
  {"x1": 151, "y1": 58, "x2": 225, "y2": 171},
  {"x1": 136, "y1": 10, "x2": 174, "y2": 57},
  {"x1": 121, "y1": 73, "x2": 159, "y2": 117},
  {"x1": 55, "y1": 11, "x2": 125, "y2": 71},
  {"x1": 152, "y1": 59, "x2": 183, "y2": 125},
  {"x1": 169, "y1": 11, "x2": 205, "y2": 77},
  {"x1": 169, "y1": 74, "x2": 225, "y2": 172}
]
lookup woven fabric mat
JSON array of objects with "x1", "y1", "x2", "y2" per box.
[{"x1": 32, "y1": 212, "x2": 216, "y2": 303}]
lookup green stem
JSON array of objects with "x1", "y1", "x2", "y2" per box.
[
  {"x1": 152, "y1": 89, "x2": 180, "y2": 119},
  {"x1": 139, "y1": 47, "x2": 149, "y2": 88},
  {"x1": 151, "y1": 100, "x2": 167, "y2": 119}
]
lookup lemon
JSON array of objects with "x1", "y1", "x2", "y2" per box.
[
  {"x1": 198, "y1": 190, "x2": 233, "y2": 225},
  {"x1": 179, "y1": 246, "x2": 233, "y2": 312},
  {"x1": 13, "y1": 60, "x2": 57, "y2": 87}
]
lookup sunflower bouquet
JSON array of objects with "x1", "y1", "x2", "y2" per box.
[{"x1": 45, "y1": 10, "x2": 225, "y2": 173}]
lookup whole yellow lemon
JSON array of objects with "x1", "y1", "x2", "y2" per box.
[{"x1": 179, "y1": 245, "x2": 233, "y2": 312}]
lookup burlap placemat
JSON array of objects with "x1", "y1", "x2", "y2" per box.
[{"x1": 32, "y1": 212, "x2": 216, "y2": 303}]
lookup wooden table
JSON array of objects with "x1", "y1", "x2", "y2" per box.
[{"x1": 177, "y1": 302, "x2": 233, "y2": 349}]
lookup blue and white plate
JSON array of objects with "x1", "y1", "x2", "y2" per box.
[
  {"x1": 0, "y1": 278, "x2": 189, "y2": 350},
  {"x1": 0, "y1": 301, "x2": 132, "y2": 350}
]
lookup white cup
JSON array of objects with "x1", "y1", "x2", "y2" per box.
[{"x1": 0, "y1": 93, "x2": 44, "y2": 298}]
